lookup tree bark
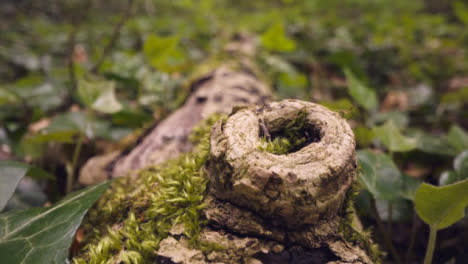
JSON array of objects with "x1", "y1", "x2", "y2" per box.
[
  {"x1": 79, "y1": 64, "x2": 271, "y2": 184},
  {"x1": 76, "y1": 63, "x2": 379, "y2": 263}
]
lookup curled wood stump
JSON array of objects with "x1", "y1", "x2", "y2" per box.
[
  {"x1": 208, "y1": 99, "x2": 356, "y2": 228},
  {"x1": 158, "y1": 100, "x2": 378, "y2": 264}
]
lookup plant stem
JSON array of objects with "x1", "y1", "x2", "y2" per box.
[
  {"x1": 67, "y1": 134, "x2": 85, "y2": 193},
  {"x1": 405, "y1": 211, "x2": 418, "y2": 263},
  {"x1": 424, "y1": 226, "x2": 437, "y2": 264},
  {"x1": 388, "y1": 201, "x2": 393, "y2": 235},
  {"x1": 370, "y1": 197, "x2": 402, "y2": 264},
  {"x1": 91, "y1": 0, "x2": 135, "y2": 73}
]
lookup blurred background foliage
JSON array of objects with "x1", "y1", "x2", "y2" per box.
[{"x1": 1, "y1": 0, "x2": 468, "y2": 263}]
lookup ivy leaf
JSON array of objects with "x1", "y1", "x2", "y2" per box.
[
  {"x1": 78, "y1": 79, "x2": 122, "y2": 114},
  {"x1": 399, "y1": 173, "x2": 422, "y2": 201},
  {"x1": 454, "y1": 150, "x2": 468, "y2": 179},
  {"x1": 439, "y1": 150, "x2": 468, "y2": 186},
  {"x1": 26, "y1": 112, "x2": 112, "y2": 143},
  {"x1": 261, "y1": 22, "x2": 296, "y2": 52},
  {"x1": 447, "y1": 126, "x2": 468, "y2": 153},
  {"x1": 453, "y1": 0, "x2": 468, "y2": 25},
  {"x1": 415, "y1": 133, "x2": 459, "y2": 157},
  {"x1": 357, "y1": 150, "x2": 403, "y2": 201},
  {"x1": 373, "y1": 120, "x2": 417, "y2": 152},
  {"x1": 0, "y1": 182, "x2": 110, "y2": 263},
  {"x1": 358, "y1": 150, "x2": 422, "y2": 202},
  {"x1": 343, "y1": 68, "x2": 378, "y2": 112},
  {"x1": 415, "y1": 179, "x2": 468, "y2": 230},
  {"x1": 0, "y1": 161, "x2": 53, "y2": 211},
  {"x1": 143, "y1": 35, "x2": 186, "y2": 72}
]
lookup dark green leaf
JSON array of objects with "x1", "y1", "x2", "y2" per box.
[
  {"x1": 373, "y1": 111, "x2": 409, "y2": 129},
  {"x1": 0, "y1": 161, "x2": 53, "y2": 211},
  {"x1": 415, "y1": 179, "x2": 468, "y2": 230},
  {"x1": 0, "y1": 161, "x2": 29, "y2": 211},
  {"x1": 447, "y1": 126, "x2": 468, "y2": 153},
  {"x1": 400, "y1": 173, "x2": 422, "y2": 201},
  {"x1": 0, "y1": 182, "x2": 110, "y2": 263},
  {"x1": 344, "y1": 68, "x2": 378, "y2": 111},
  {"x1": 373, "y1": 120, "x2": 417, "y2": 152},
  {"x1": 357, "y1": 150, "x2": 403, "y2": 201},
  {"x1": 415, "y1": 133, "x2": 459, "y2": 156}
]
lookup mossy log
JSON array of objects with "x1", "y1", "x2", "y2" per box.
[
  {"x1": 74, "y1": 66, "x2": 380, "y2": 264},
  {"x1": 79, "y1": 65, "x2": 271, "y2": 184}
]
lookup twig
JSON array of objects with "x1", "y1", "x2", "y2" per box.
[{"x1": 91, "y1": 0, "x2": 135, "y2": 73}]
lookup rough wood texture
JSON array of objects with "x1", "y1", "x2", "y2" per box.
[
  {"x1": 208, "y1": 100, "x2": 356, "y2": 228},
  {"x1": 79, "y1": 66, "x2": 272, "y2": 184},
  {"x1": 157, "y1": 100, "x2": 375, "y2": 264}
]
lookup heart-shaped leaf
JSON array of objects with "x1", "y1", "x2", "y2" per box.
[
  {"x1": 143, "y1": 35, "x2": 186, "y2": 72},
  {"x1": 358, "y1": 150, "x2": 402, "y2": 201},
  {"x1": 344, "y1": 68, "x2": 378, "y2": 112},
  {"x1": 261, "y1": 22, "x2": 296, "y2": 52},
  {"x1": 415, "y1": 132, "x2": 459, "y2": 156},
  {"x1": 415, "y1": 179, "x2": 468, "y2": 230},
  {"x1": 373, "y1": 120, "x2": 417, "y2": 152},
  {"x1": 439, "y1": 150, "x2": 468, "y2": 186},
  {"x1": 0, "y1": 161, "x2": 53, "y2": 211},
  {"x1": 358, "y1": 150, "x2": 421, "y2": 202},
  {"x1": 447, "y1": 126, "x2": 468, "y2": 153},
  {"x1": 454, "y1": 150, "x2": 468, "y2": 179},
  {"x1": 78, "y1": 79, "x2": 122, "y2": 114},
  {"x1": 0, "y1": 181, "x2": 110, "y2": 263}
]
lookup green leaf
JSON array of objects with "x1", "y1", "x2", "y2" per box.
[
  {"x1": 441, "y1": 87, "x2": 468, "y2": 107},
  {"x1": 0, "y1": 182, "x2": 110, "y2": 263},
  {"x1": 415, "y1": 133, "x2": 459, "y2": 157},
  {"x1": 454, "y1": 150, "x2": 468, "y2": 180},
  {"x1": 77, "y1": 79, "x2": 122, "y2": 114},
  {"x1": 353, "y1": 125, "x2": 374, "y2": 147},
  {"x1": 414, "y1": 179, "x2": 468, "y2": 230},
  {"x1": 439, "y1": 150, "x2": 468, "y2": 186},
  {"x1": 447, "y1": 125, "x2": 468, "y2": 153},
  {"x1": 0, "y1": 161, "x2": 53, "y2": 211},
  {"x1": 400, "y1": 173, "x2": 422, "y2": 201},
  {"x1": 261, "y1": 22, "x2": 296, "y2": 52},
  {"x1": 143, "y1": 35, "x2": 186, "y2": 72},
  {"x1": 343, "y1": 68, "x2": 378, "y2": 111},
  {"x1": 373, "y1": 111, "x2": 409, "y2": 129},
  {"x1": 439, "y1": 171, "x2": 458, "y2": 186},
  {"x1": 276, "y1": 70, "x2": 308, "y2": 98},
  {"x1": 373, "y1": 120, "x2": 417, "y2": 152},
  {"x1": 0, "y1": 161, "x2": 29, "y2": 211},
  {"x1": 453, "y1": 0, "x2": 468, "y2": 25},
  {"x1": 357, "y1": 150, "x2": 403, "y2": 201}
]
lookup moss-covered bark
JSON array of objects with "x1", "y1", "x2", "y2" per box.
[{"x1": 74, "y1": 67, "x2": 380, "y2": 263}]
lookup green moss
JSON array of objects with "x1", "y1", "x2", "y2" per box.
[
  {"x1": 73, "y1": 114, "x2": 224, "y2": 264},
  {"x1": 258, "y1": 109, "x2": 316, "y2": 155},
  {"x1": 338, "y1": 183, "x2": 383, "y2": 264}
]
